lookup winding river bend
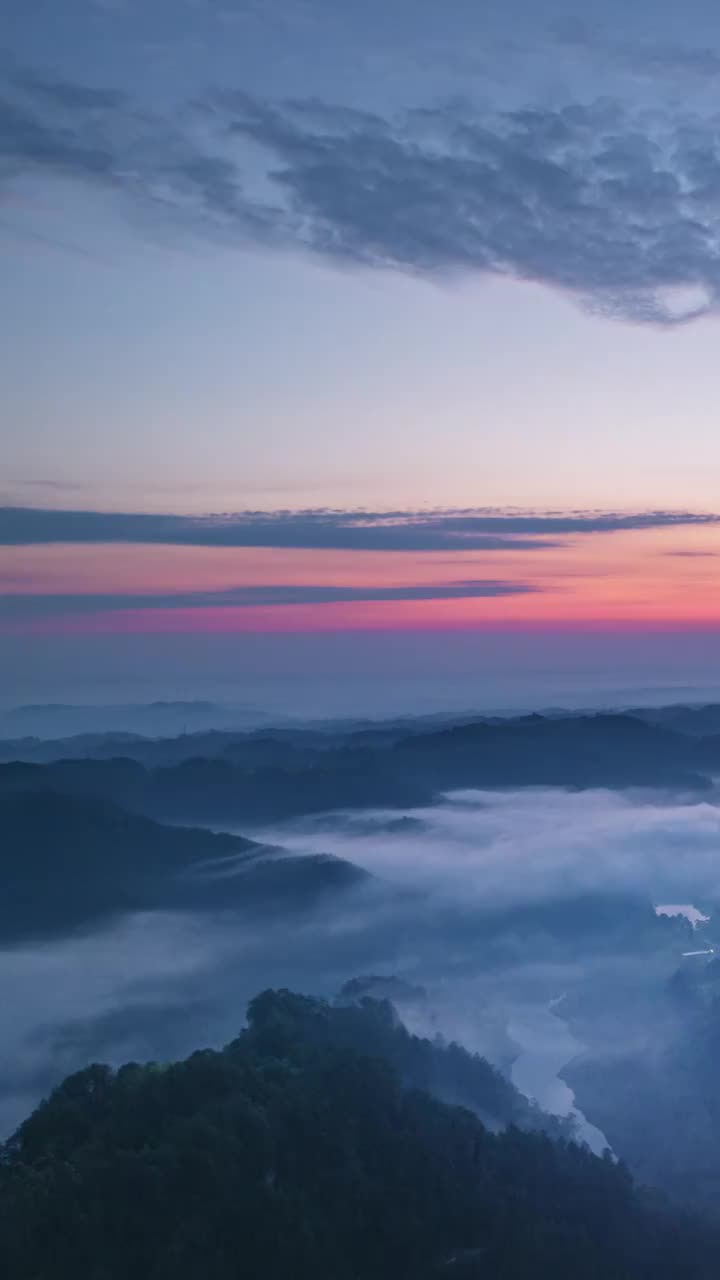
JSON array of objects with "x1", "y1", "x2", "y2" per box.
[{"x1": 508, "y1": 1000, "x2": 610, "y2": 1156}]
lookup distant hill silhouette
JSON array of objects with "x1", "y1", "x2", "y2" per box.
[{"x1": 0, "y1": 711, "x2": 711, "y2": 829}]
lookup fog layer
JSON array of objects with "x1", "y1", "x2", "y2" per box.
[
  {"x1": 0, "y1": 784, "x2": 713, "y2": 1141},
  {"x1": 248, "y1": 787, "x2": 720, "y2": 910}
]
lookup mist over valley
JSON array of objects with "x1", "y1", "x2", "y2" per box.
[{"x1": 2, "y1": 702, "x2": 720, "y2": 1246}]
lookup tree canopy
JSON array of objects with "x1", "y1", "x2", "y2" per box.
[{"x1": 0, "y1": 989, "x2": 716, "y2": 1279}]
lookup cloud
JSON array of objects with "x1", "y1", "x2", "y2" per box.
[
  {"x1": 258, "y1": 787, "x2": 720, "y2": 913},
  {"x1": 8, "y1": 71, "x2": 126, "y2": 113},
  {"x1": 664, "y1": 550, "x2": 720, "y2": 558},
  {"x1": 17, "y1": 480, "x2": 87, "y2": 493},
  {"x1": 551, "y1": 17, "x2": 720, "y2": 81},
  {"x1": 0, "y1": 579, "x2": 537, "y2": 620},
  {"x1": 0, "y1": 216, "x2": 111, "y2": 263},
  {"x1": 226, "y1": 92, "x2": 720, "y2": 324},
  {"x1": 0, "y1": 61, "x2": 282, "y2": 242},
  {"x1": 1, "y1": 506, "x2": 716, "y2": 550},
  {"x1": 5, "y1": 63, "x2": 720, "y2": 322}
]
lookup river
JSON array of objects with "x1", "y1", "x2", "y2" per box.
[{"x1": 508, "y1": 1000, "x2": 610, "y2": 1155}]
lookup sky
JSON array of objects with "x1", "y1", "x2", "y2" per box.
[{"x1": 3, "y1": 0, "x2": 720, "y2": 704}]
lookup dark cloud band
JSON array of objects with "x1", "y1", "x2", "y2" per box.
[
  {"x1": 1, "y1": 507, "x2": 716, "y2": 551},
  {"x1": 4, "y1": 62, "x2": 720, "y2": 323},
  {"x1": 0, "y1": 579, "x2": 537, "y2": 620}
]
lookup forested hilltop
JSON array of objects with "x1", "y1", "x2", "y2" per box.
[{"x1": 0, "y1": 990, "x2": 716, "y2": 1280}]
